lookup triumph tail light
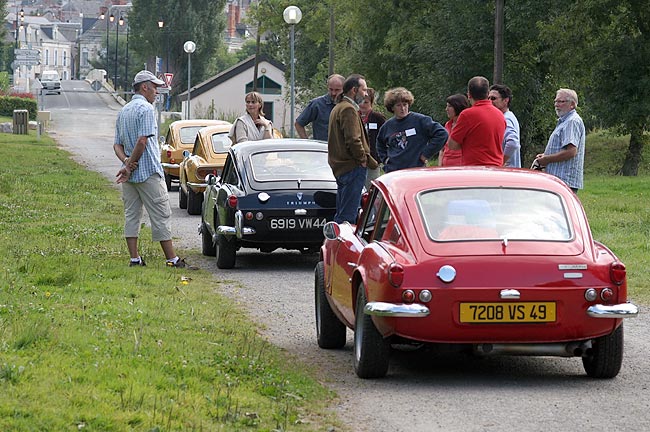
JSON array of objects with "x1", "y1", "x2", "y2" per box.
[
  {"x1": 609, "y1": 262, "x2": 626, "y2": 285},
  {"x1": 197, "y1": 167, "x2": 217, "y2": 178},
  {"x1": 166, "y1": 150, "x2": 172, "y2": 158},
  {"x1": 227, "y1": 195, "x2": 238, "y2": 208},
  {"x1": 601, "y1": 288, "x2": 614, "y2": 301},
  {"x1": 388, "y1": 263, "x2": 404, "y2": 288},
  {"x1": 402, "y1": 290, "x2": 415, "y2": 303}
]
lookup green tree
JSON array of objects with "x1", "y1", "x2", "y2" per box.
[
  {"x1": 128, "y1": 0, "x2": 227, "y2": 97},
  {"x1": 249, "y1": 0, "x2": 337, "y2": 104},
  {"x1": 540, "y1": 0, "x2": 650, "y2": 175},
  {"x1": 337, "y1": 0, "x2": 565, "y2": 164}
]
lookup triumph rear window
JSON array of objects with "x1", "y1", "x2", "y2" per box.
[
  {"x1": 417, "y1": 188, "x2": 572, "y2": 242},
  {"x1": 211, "y1": 133, "x2": 232, "y2": 153},
  {"x1": 250, "y1": 150, "x2": 335, "y2": 182},
  {"x1": 179, "y1": 127, "x2": 205, "y2": 144}
]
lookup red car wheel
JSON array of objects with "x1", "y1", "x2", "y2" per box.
[
  {"x1": 353, "y1": 284, "x2": 389, "y2": 378},
  {"x1": 315, "y1": 261, "x2": 346, "y2": 349}
]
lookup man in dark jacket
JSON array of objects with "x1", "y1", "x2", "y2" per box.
[{"x1": 327, "y1": 74, "x2": 377, "y2": 223}]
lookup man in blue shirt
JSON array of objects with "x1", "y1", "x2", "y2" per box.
[
  {"x1": 489, "y1": 84, "x2": 521, "y2": 167},
  {"x1": 114, "y1": 70, "x2": 195, "y2": 269},
  {"x1": 534, "y1": 88, "x2": 585, "y2": 193},
  {"x1": 295, "y1": 74, "x2": 344, "y2": 141}
]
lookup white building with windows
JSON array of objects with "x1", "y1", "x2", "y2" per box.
[
  {"x1": 177, "y1": 55, "x2": 290, "y2": 134},
  {"x1": 5, "y1": 11, "x2": 79, "y2": 91}
]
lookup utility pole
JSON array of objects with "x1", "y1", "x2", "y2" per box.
[{"x1": 493, "y1": 0, "x2": 504, "y2": 84}]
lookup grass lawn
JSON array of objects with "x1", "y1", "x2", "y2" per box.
[{"x1": 0, "y1": 130, "x2": 339, "y2": 431}]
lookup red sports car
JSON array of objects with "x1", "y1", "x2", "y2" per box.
[{"x1": 315, "y1": 167, "x2": 638, "y2": 379}]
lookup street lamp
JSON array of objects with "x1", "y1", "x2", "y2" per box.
[
  {"x1": 124, "y1": 18, "x2": 129, "y2": 97},
  {"x1": 157, "y1": 17, "x2": 169, "y2": 72},
  {"x1": 183, "y1": 40, "x2": 196, "y2": 120},
  {"x1": 283, "y1": 6, "x2": 302, "y2": 138},
  {"x1": 114, "y1": 14, "x2": 124, "y2": 90},
  {"x1": 100, "y1": 10, "x2": 114, "y2": 75},
  {"x1": 16, "y1": 8, "x2": 24, "y2": 48}
]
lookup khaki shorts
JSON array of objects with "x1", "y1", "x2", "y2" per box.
[{"x1": 122, "y1": 174, "x2": 172, "y2": 242}]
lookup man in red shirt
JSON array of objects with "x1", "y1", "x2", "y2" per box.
[{"x1": 447, "y1": 76, "x2": 506, "y2": 166}]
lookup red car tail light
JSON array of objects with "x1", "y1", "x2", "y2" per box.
[
  {"x1": 388, "y1": 263, "x2": 404, "y2": 288},
  {"x1": 166, "y1": 150, "x2": 172, "y2": 158},
  {"x1": 402, "y1": 290, "x2": 415, "y2": 303},
  {"x1": 227, "y1": 195, "x2": 238, "y2": 208},
  {"x1": 245, "y1": 212, "x2": 253, "y2": 220},
  {"x1": 609, "y1": 262, "x2": 626, "y2": 285},
  {"x1": 601, "y1": 288, "x2": 614, "y2": 301}
]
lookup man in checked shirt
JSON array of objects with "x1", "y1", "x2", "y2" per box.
[{"x1": 114, "y1": 70, "x2": 195, "y2": 269}]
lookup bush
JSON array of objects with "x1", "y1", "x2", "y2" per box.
[{"x1": 0, "y1": 95, "x2": 38, "y2": 120}]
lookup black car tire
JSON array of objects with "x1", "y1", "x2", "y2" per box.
[
  {"x1": 201, "y1": 222, "x2": 216, "y2": 256},
  {"x1": 353, "y1": 285, "x2": 389, "y2": 378},
  {"x1": 582, "y1": 324, "x2": 624, "y2": 378},
  {"x1": 315, "y1": 261, "x2": 346, "y2": 349},
  {"x1": 165, "y1": 173, "x2": 172, "y2": 191},
  {"x1": 178, "y1": 185, "x2": 188, "y2": 209},
  {"x1": 216, "y1": 234, "x2": 236, "y2": 269},
  {"x1": 187, "y1": 188, "x2": 203, "y2": 215}
]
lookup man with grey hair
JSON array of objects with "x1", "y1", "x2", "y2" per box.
[
  {"x1": 114, "y1": 70, "x2": 196, "y2": 268},
  {"x1": 534, "y1": 88, "x2": 585, "y2": 193}
]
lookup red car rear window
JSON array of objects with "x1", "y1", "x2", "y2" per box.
[{"x1": 417, "y1": 188, "x2": 572, "y2": 242}]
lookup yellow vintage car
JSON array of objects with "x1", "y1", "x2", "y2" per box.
[
  {"x1": 160, "y1": 119, "x2": 231, "y2": 191},
  {"x1": 178, "y1": 124, "x2": 233, "y2": 215}
]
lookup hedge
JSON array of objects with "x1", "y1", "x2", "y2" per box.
[{"x1": 0, "y1": 96, "x2": 38, "y2": 120}]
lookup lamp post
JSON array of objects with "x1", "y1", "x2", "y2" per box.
[
  {"x1": 15, "y1": 8, "x2": 24, "y2": 48},
  {"x1": 114, "y1": 14, "x2": 123, "y2": 90},
  {"x1": 283, "y1": 6, "x2": 302, "y2": 138},
  {"x1": 158, "y1": 17, "x2": 169, "y2": 72},
  {"x1": 124, "y1": 19, "x2": 129, "y2": 96},
  {"x1": 183, "y1": 40, "x2": 196, "y2": 120},
  {"x1": 100, "y1": 11, "x2": 114, "y2": 74}
]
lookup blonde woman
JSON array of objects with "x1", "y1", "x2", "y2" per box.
[{"x1": 229, "y1": 91, "x2": 273, "y2": 143}]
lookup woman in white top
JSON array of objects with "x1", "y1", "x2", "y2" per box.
[{"x1": 229, "y1": 91, "x2": 273, "y2": 143}]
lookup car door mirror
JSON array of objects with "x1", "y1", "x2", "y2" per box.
[
  {"x1": 323, "y1": 221, "x2": 341, "y2": 240},
  {"x1": 182, "y1": 150, "x2": 191, "y2": 158}
]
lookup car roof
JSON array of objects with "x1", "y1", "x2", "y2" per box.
[
  {"x1": 373, "y1": 166, "x2": 588, "y2": 258},
  {"x1": 169, "y1": 119, "x2": 230, "y2": 131},
  {"x1": 375, "y1": 166, "x2": 573, "y2": 197},
  {"x1": 230, "y1": 138, "x2": 328, "y2": 158},
  {"x1": 196, "y1": 124, "x2": 232, "y2": 139}
]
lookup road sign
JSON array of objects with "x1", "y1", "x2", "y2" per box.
[
  {"x1": 13, "y1": 59, "x2": 40, "y2": 66},
  {"x1": 164, "y1": 73, "x2": 173, "y2": 87},
  {"x1": 14, "y1": 48, "x2": 40, "y2": 56},
  {"x1": 15, "y1": 54, "x2": 40, "y2": 61}
]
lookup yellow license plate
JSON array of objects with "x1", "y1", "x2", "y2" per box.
[{"x1": 459, "y1": 302, "x2": 556, "y2": 323}]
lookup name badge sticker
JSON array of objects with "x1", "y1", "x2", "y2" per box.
[
  {"x1": 369, "y1": 123, "x2": 378, "y2": 130},
  {"x1": 405, "y1": 128, "x2": 416, "y2": 137}
]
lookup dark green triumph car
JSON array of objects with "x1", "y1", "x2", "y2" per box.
[{"x1": 200, "y1": 139, "x2": 337, "y2": 269}]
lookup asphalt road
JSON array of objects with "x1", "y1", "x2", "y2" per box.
[{"x1": 47, "y1": 81, "x2": 650, "y2": 432}]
